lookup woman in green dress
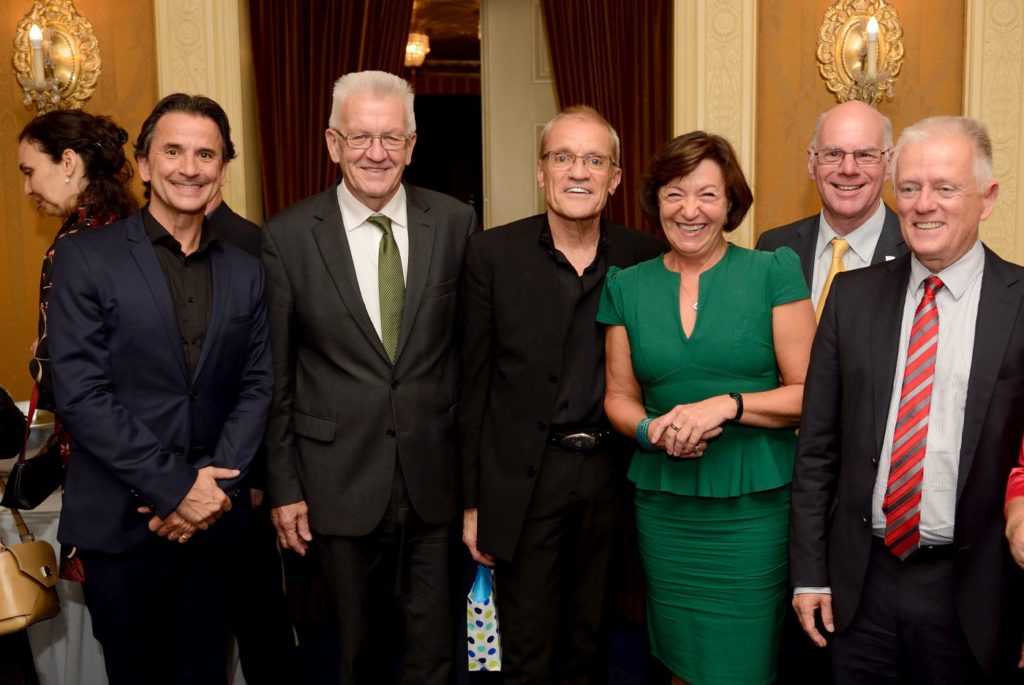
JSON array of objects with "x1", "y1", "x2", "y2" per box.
[{"x1": 599, "y1": 131, "x2": 816, "y2": 684}]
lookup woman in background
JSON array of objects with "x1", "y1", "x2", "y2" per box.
[
  {"x1": 600, "y1": 131, "x2": 815, "y2": 684},
  {"x1": 19, "y1": 110, "x2": 138, "y2": 414}
]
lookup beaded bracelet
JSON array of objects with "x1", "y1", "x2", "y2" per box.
[{"x1": 636, "y1": 417, "x2": 655, "y2": 450}]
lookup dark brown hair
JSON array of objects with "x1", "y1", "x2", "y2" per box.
[
  {"x1": 20, "y1": 110, "x2": 138, "y2": 219},
  {"x1": 640, "y1": 131, "x2": 752, "y2": 233}
]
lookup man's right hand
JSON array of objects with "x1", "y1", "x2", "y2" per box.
[
  {"x1": 792, "y1": 592, "x2": 834, "y2": 647},
  {"x1": 175, "y1": 465, "x2": 239, "y2": 528},
  {"x1": 272, "y1": 500, "x2": 312, "y2": 555},
  {"x1": 462, "y1": 508, "x2": 495, "y2": 567}
]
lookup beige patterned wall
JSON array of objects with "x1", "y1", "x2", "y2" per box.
[{"x1": 965, "y1": 0, "x2": 1024, "y2": 264}]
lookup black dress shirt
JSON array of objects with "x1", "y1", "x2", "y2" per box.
[
  {"x1": 142, "y1": 207, "x2": 219, "y2": 378},
  {"x1": 538, "y1": 221, "x2": 609, "y2": 428}
]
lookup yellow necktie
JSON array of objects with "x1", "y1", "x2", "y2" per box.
[{"x1": 815, "y1": 238, "x2": 849, "y2": 321}]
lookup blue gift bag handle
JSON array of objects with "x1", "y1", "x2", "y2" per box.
[{"x1": 470, "y1": 563, "x2": 493, "y2": 603}]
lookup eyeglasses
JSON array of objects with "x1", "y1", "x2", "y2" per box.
[
  {"x1": 812, "y1": 147, "x2": 889, "y2": 166},
  {"x1": 541, "y1": 151, "x2": 616, "y2": 171},
  {"x1": 333, "y1": 130, "x2": 410, "y2": 150}
]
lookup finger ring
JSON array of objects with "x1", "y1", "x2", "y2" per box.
[
  {"x1": 179, "y1": 535, "x2": 190, "y2": 542},
  {"x1": 670, "y1": 424, "x2": 681, "y2": 431}
]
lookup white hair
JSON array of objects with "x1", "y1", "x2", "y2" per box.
[
  {"x1": 892, "y1": 115, "x2": 993, "y2": 189},
  {"x1": 539, "y1": 105, "x2": 621, "y2": 165},
  {"x1": 328, "y1": 70, "x2": 416, "y2": 133}
]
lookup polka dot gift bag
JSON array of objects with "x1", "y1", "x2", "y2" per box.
[{"x1": 466, "y1": 563, "x2": 501, "y2": 671}]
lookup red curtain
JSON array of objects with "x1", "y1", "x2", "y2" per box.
[
  {"x1": 249, "y1": 0, "x2": 414, "y2": 218},
  {"x1": 540, "y1": 0, "x2": 672, "y2": 234}
]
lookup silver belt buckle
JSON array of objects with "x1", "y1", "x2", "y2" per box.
[{"x1": 560, "y1": 432, "x2": 597, "y2": 452}]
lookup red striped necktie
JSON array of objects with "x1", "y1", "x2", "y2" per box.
[{"x1": 883, "y1": 275, "x2": 944, "y2": 560}]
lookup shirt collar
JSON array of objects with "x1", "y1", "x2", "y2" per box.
[
  {"x1": 143, "y1": 205, "x2": 218, "y2": 253},
  {"x1": 815, "y1": 199, "x2": 886, "y2": 262},
  {"x1": 337, "y1": 180, "x2": 407, "y2": 232},
  {"x1": 909, "y1": 240, "x2": 984, "y2": 301}
]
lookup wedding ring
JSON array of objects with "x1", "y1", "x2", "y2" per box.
[
  {"x1": 670, "y1": 424, "x2": 681, "y2": 431},
  {"x1": 179, "y1": 534, "x2": 190, "y2": 542}
]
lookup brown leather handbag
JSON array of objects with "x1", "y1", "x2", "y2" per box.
[{"x1": 0, "y1": 472, "x2": 60, "y2": 635}]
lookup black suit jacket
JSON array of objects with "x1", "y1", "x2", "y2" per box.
[
  {"x1": 262, "y1": 182, "x2": 479, "y2": 536},
  {"x1": 755, "y1": 203, "x2": 906, "y2": 286},
  {"x1": 209, "y1": 201, "x2": 261, "y2": 258},
  {"x1": 459, "y1": 215, "x2": 664, "y2": 561},
  {"x1": 789, "y1": 247, "x2": 1024, "y2": 674}
]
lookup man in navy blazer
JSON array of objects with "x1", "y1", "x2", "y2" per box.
[
  {"x1": 48, "y1": 94, "x2": 272, "y2": 685},
  {"x1": 756, "y1": 101, "x2": 907, "y2": 309}
]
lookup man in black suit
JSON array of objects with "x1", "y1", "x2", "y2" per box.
[
  {"x1": 789, "y1": 115, "x2": 1024, "y2": 683},
  {"x1": 263, "y1": 70, "x2": 478, "y2": 684},
  {"x1": 460, "y1": 106, "x2": 663, "y2": 683},
  {"x1": 204, "y1": 191, "x2": 297, "y2": 685},
  {"x1": 757, "y1": 101, "x2": 906, "y2": 317}
]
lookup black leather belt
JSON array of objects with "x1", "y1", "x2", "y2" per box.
[
  {"x1": 547, "y1": 427, "x2": 616, "y2": 453},
  {"x1": 873, "y1": 536, "x2": 954, "y2": 563}
]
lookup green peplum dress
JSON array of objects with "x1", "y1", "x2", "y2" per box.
[{"x1": 597, "y1": 244, "x2": 809, "y2": 684}]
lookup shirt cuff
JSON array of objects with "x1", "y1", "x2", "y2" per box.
[{"x1": 793, "y1": 586, "x2": 831, "y2": 596}]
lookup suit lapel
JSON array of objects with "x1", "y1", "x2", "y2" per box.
[
  {"x1": 309, "y1": 189, "x2": 391, "y2": 362},
  {"x1": 192, "y1": 246, "x2": 231, "y2": 380},
  {"x1": 870, "y1": 204, "x2": 906, "y2": 265},
  {"x1": 396, "y1": 185, "x2": 435, "y2": 361},
  {"x1": 793, "y1": 218, "x2": 817, "y2": 286},
  {"x1": 957, "y1": 249, "x2": 1023, "y2": 497},
  {"x1": 869, "y1": 257, "x2": 911, "y2": 455},
  {"x1": 127, "y1": 216, "x2": 189, "y2": 384}
]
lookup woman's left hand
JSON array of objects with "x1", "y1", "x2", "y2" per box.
[{"x1": 649, "y1": 395, "x2": 734, "y2": 458}]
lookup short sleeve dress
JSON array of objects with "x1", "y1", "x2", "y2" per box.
[{"x1": 597, "y1": 244, "x2": 808, "y2": 684}]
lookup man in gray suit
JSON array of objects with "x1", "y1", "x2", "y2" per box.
[
  {"x1": 263, "y1": 70, "x2": 479, "y2": 684},
  {"x1": 757, "y1": 101, "x2": 907, "y2": 317}
]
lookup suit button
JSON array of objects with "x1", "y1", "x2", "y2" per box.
[
  {"x1": 548, "y1": 375, "x2": 558, "y2": 384},
  {"x1": 173, "y1": 446, "x2": 185, "y2": 456},
  {"x1": 526, "y1": 466, "x2": 537, "y2": 477},
  {"x1": 391, "y1": 381, "x2": 399, "y2": 389},
  {"x1": 189, "y1": 392, "x2": 198, "y2": 401},
  {"x1": 861, "y1": 516, "x2": 870, "y2": 527},
  {"x1": 537, "y1": 421, "x2": 547, "y2": 431},
  {"x1": 385, "y1": 429, "x2": 396, "y2": 438}
]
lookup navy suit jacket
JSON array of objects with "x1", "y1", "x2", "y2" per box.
[
  {"x1": 755, "y1": 203, "x2": 906, "y2": 286},
  {"x1": 48, "y1": 211, "x2": 273, "y2": 554},
  {"x1": 789, "y1": 247, "x2": 1024, "y2": 674}
]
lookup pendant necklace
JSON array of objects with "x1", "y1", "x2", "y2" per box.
[{"x1": 674, "y1": 242, "x2": 726, "y2": 312}]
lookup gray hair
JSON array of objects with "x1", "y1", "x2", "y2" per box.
[
  {"x1": 539, "y1": 105, "x2": 621, "y2": 166},
  {"x1": 809, "y1": 102, "x2": 893, "y2": 150},
  {"x1": 892, "y1": 115, "x2": 993, "y2": 189},
  {"x1": 328, "y1": 70, "x2": 416, "y2": 133}
]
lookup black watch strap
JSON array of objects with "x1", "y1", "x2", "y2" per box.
[{"x1": 728, "y1": 392, "x2": 743, "y2": 423}]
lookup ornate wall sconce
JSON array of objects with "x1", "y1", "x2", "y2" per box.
[
  {"x1": 816, "y1": 0, "x2": 904, "y2": 107},
  {"x1": 11, "y1": 0, "x2": 101, "y2": 114},
  {"x1": 405, "y1": 32, "x2": 431, "y2": 69}
]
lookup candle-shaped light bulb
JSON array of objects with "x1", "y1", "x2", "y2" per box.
[
  {"x1": 29, "y1": 24, "x2": 46, "y2": 86},
  {"x1": 866, "y1": 16, "x2": 879, "y2": 79}
]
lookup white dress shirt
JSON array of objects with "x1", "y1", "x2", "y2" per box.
[
  {"x1": 810, "y1": 200, "x2": 887, "y2": 311},
  {"x1": 336, "y1": 180, "x2": 410, "y2": 340}
]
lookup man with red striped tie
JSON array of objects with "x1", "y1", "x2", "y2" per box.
[{"x1": 789, "y1": 115, "x2": 1024, "y2": 684}]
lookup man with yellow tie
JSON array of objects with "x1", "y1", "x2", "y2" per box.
[{"x1": 757, "y1": 100, "x2": 908, "y2": 319}]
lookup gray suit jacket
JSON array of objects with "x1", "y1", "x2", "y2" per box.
[
  {"x1": 755, "y1": 203, "x2": 906, "y2": 286},
  {"x1": 262, "y1": 181, "x2": 479, "y2": 536}
]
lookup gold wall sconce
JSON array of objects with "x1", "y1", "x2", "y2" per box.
[
  {"x1": 405, "y1": 32, "x2": 431, "y2": 69},
  {"x1": 11, "y1": 0, "x2": 101, "y2": 114},
  {"x1": 817, "y1": 0, "x2": 904, "y2": 107}
]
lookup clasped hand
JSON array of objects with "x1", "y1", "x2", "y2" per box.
[
  {"x1": 137, "y1": 465, "x2": 239, "y2": 543},
  {"x1": 648, "y1": 396, "x2": 733, "y2": 458}
]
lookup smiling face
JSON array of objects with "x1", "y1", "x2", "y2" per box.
[
  {"x1": 658, "y1": 158, "x2": 729, "y2": 262},
  {"x1": 537, "y1": 117, "x2": 622, "y2": 227},
  {"x1": 808, "y1": 101, "x2": 890, "y2": 235},
  {"x1": 326, "y1": 93, "x2": 415, "y2": 212},
  {"x1": 894, "y1": 134, "x2": 998, "y2": 273},
  {"x1": 137, "y1": 112, "x2": 226, "y2": 226},
  {"x1": 18, "y1": 139, "x2": 79, "y2": 216}
]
